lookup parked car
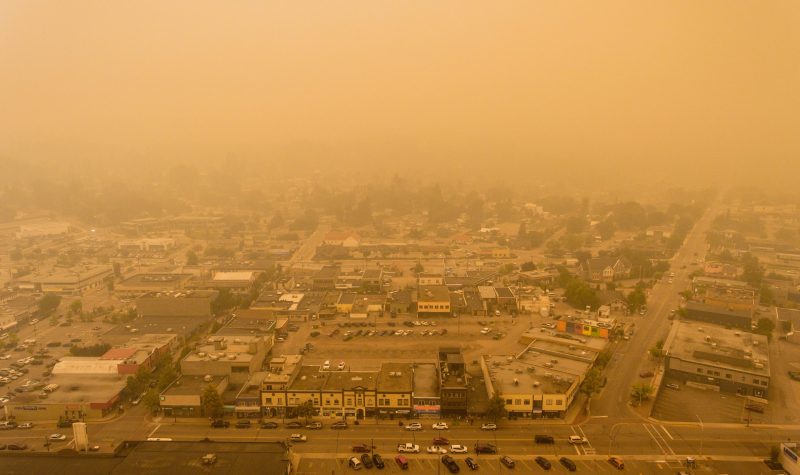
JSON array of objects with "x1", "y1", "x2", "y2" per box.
[
  {"x1": 534, "y1": 434, "x2": 554, "y2": 444},
  {"x1": 331, "y1": 421, "x2": 348, "y2": 429},
  {"x1": 465, "y1": 457, "x2": 478, "y2": 470},
  {"x1": 235, "y1": 420, "x2": 251, "y2": 429},
  {"x1": 289, "y1": 433, "x2": 307, "y2": 442},
  {"x1": 535, "y1": 456, "x2": 552, "y2": 470},
  {"x1": 666, "y1": 383, "x2": 681, "y2": 390},
  {"x1": 500, "y1": 456, "x2": 515, "y2": 468},
  {"x1": 7, "y1": 442, "x2": 28, "y2": 450},
  {"x1": 639, "y1": 370, "x2": 654, "y2": 378},
  {"x1": 285, "y1": 421, "x2": 303, "y2": 428},
  {"x1": 359, "y1": 453, "x2": 373, "y2": 469},
  {"x1": 432, "y1": 437, "x2": 450, "y2": 446},
  {"x1": 427, "y1": 445, "x2": 447, "y2": 454},
  {"x1": 559, "y1": 457, "x2": 577, "y2": 471},
  {"x1": 261, "y1": 422, "x2": 278, "y2": 429},
  {"x1": 480, "y1": 423, "x2": 497, "y2": 431},
  {"x1": 306, "y1": 422, "x2": 322, "y2": 430},
  {"x1": 404, "y1": 422, "x2": 422, "y2": 431},
  {"x1": 608, "y1": 456, "x2": 625, "y2": 469},
  {"x1": 17, "y1": 422, "x2": 34, "y2": 429},
  {"x1": 395, "y1": 455, "x2": 409, "y2": 470},
  {"x1": 372, "y1": 453, "x2": 385, "y2": 469},
  {"x1": 348, "y1": 456, "x2": 363, "y2": 470},
  {"x1": 49, "y1": 433, "x2": 67, "y2": 441},
  {"x1": 441, "y1": 455, "x2": 460, "y2": 474},
  {"x1": 449, "y1": 445, "x2": 468, "y2": 454},
  {"x1": 432, "y1": 422, "x2": 449, "y2": 430},
  {"x1": 210, "y1": 419, "x2": 230, "y2": 428}
]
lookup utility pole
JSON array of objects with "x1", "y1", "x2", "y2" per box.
[{"x1": 696, "y1": 414, "x2": 704, "y2": 458}]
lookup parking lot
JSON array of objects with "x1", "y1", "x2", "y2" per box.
[
  {"x1": 652, "y1": 378, "x2": 770, "y2": 424},
  {"x1": 296, "y1": 454, "x2": 775, "y2": 474}
]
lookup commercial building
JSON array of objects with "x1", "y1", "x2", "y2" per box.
[
  {"x1": 135, "y1": 290, "x2": 217, "y2": 318},
  {"x1": 181, "y1": 334, "x2": 270, "y2": 385},
  {"x1": 375, "y1": 363, "x2": 414, "y2": 418},
  {"x1": 33, "y1": 265, "x2": 113, "y2": 295},
  {"x1": 6, "y1": 374, "x2": 127, "y2": 422},
  {"x1": 684, "y1": 301, "x2": 752, "y2": 330},
  {"x1": 664, "y1": 321, "x2": 770, "y2": 397},
  {"x1": 438, "y1": 347, "x2": 469, "y2": 414},
  {"x1": 160, "y1": 374, "x2": 229, "y2": 417},
  {"x1": 480, "y1": 334, "x2": 598, "y2": 419},
  {"x1": 417, "y1": 285, "x2": 452, "y2": 317},
  {"x1": 412, "y1": 363, "x2": 440, "y2": 417},
  {"x1": 116, "y1": 273, "x2": 193, "y2": 297}
]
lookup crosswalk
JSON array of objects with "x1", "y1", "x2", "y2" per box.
[{"x1": 642, "y1": 423, "x2": 682, "y2": 468}]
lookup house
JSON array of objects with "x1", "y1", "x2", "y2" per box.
[
  {"x1": 323, "y1": 231, "x2": 361, "y2": 248},
  {"x1": 580, "y1": 256, "x2": 633, "y2": 283}
]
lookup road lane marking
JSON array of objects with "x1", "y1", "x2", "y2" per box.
[
  {"x1": 147, "y1": 424, "x2": 161, "y2": 438},
  {"x1": 660, "y1": 424, "x2": 674, "y2": 440}
]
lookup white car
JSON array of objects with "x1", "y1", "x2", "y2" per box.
[
  {"x1": 568, "y1": 435, "x2": 588, "y2": 444},
  {"x1": 18, "y1": 422, "x2": 34, "y2": 429},
  {"x1": 30, "y1": 319, "x2": 39, "y2": 325},
  {"x1": 432, "y1": 422, "x2": 448, "y2": 430},
  {"x1": 480, "y1": 328, "x2": 491, "y2": 335},
  {"x1": 49, "y1": 433, "x2": 67, "y2": 441},
  {"x1": 322, "y1": 360, "x2": 331, "y2": 371},
  {"x1": 289, "y1": 433, "x2": 307, "y2": 442},
  {"x1": 404, "y1": 422, "x2": 422, "y2": 431},
  {"x1": 449, "y1": 445, "x2": 468, "y2": 454},
  {"x1": 0, "y1": 354, "x2": 10, "y2": 360},
  {"x1": 426, "y1": 445, "x2": 447, "y2": 454},
  {"x1": 0, "y1": 397, "x2": 10, "y2": 404},
  {"x1": 337, "y1": 361, "x2": 345, "y2": 370},
  {"x1": 480, "y1": 423, "x2": 497, "y2": 431}
]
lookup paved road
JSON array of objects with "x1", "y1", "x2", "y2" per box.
[{"x1": 590, "y1": 205, "x2": 716, "y2": 419}]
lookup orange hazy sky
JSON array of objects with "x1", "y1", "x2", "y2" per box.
[{"x1": 1, "y1": 1, "x2": 798, "y2": 182}]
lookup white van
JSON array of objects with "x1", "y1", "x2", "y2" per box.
[
  {"x1": 348, "y1": 457, "x2": 363, "y2": 470},
  {"x1": 322, "y1": 360, "x2": 331, "y2": 371}
]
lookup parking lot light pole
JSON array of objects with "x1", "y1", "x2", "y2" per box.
[{"x1": 696, "y1": 414, "x2": 704, "y2": 458}]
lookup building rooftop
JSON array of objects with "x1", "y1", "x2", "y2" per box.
[
  {"x1": 163, "y1": 374, "x2": 227, "y2": 396},
  {"x1": 483, "y1": 352, "x2": 584, "y2": 396},
  {"x1": 213, "y1": 271, "x2": 256, "y2": 281},
  {"x1": 10, "y1": 374, "x2": 127, "y2": 405},
  {"x1": 323, "y1": 371, "x2": 378, "y2": 391},
  {"x1": 418, "y1": 285, "x2": 450, "y2": 302},
  {"x1": 118, "y1": 273, "x2": 192, "y2": 287},
  {"x1": 183, "y1": 335, "x2": 263, "y2": 364},
  {"x1": 287, "y1": 365, "x2": 329, "y2": 391},
  {"x1": 667, "y1": 321, "x2": 770, "y2": 376},
  {"x1": 412, "y1": 363, "x2": 439, "y2": 398},
  {"x1": 376, "y1": 363, "x2": 413, "y2": 393},
  {"x1": 52, "y1": 357, "x2": 123, "y2": 375}
]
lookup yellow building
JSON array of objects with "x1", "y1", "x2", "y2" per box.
[{"x1": 417, "y1": 285, "x2": 451, "y2": 317}]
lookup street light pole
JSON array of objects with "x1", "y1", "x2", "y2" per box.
[{"x1": 696, "y1": 414, "x2": 704, "y2": 458}]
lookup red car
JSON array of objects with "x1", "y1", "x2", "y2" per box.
[
  {"x1": 432, "y1": 437, "x2": 450, "y2": 446},
  {"x1": 352, "y1": 444, "x2": 371, "y2": 453}
]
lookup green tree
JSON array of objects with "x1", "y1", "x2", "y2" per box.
[
  {"x1": 579, "y1": 368, "x2": 603, "y2": 399},
  {"x1": 626, "y1": 285, "x2": 647, "y2": 313},
  {"x1": 759, "y1": 285, "x2": 774, "y2": 306},
  {"x1": 202, "y1": 385, "x2": 223, "y2": 418},
  {"x1": 142, "y1": 389, "x2": 161, "y2": 414},
  {"x1": 520, "y1": 261, "x2": 536, "y2": 272},
  {"x1": 296, "y1": 400, "x2": 316, "y2": 423},
  {"x1": 564, "y1": 279, "x2": 600, "y2": 310},
  {"x1": 740, "y1": 253, "x2": 763, "y2": 287},
  {"x1": 126, "y1": 375, "x2": 144, "y2": 397},
  {"x1": 69, "y1": 299, "x2": 83, "y2": 316},
  {"x1": 486, "y1": 394, "x2": 507, "y2": 423},
  {"x1": 630, "y1": 383, "x2": 653, "y2": 404},
  {"x1": 186, "y1": 250, "x2": 199, "y2": 266},
  {"x1": 38, "y1": 293, "x2": 62, "y2": 316},
  {"x1": 157, "y1": 364, "x2": 177, "y2": 390},
  {"x1": 755, "y1": 317, "x2": 775, "y2": 340}
]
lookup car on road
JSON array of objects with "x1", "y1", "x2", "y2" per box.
[
  {"x1": 449, "y1": 445, "x2": 468, "y2": 454},
  {"x1": 261, "y1": 422, "x2": 278, "y2": 429},
  {"x1": 608, "y1": 456, "x2": 625, "y2": 469},
  {"x1": 404, "y1": 422, "x2": 422, "y2": 431},
  {"x1": 535, "y1": 456, "x2": 552, "y2": 470},
  {"x1": 480, "y1": 423, "x2": 497, "y2": 431},
  {"x1": 331, "y1": 421, "x2": 348, "y2": 429},
  {"x1": 285, "y1": 421, "x2": 303, "y2": 428},
  {"x1": 210, "y1": 419, "x2": 230, "y2": 428},
  {"x1": 306, "y1": 421, "x2": 322, "y2": 429},
  {"x1": 639, "y1": 370, "x2": 654, "y2": 378},
  {"x1": 49, "y1": 433, "x2": 67, "y2": 441},
  {"x1": 17, "y1": 422, "x2": 34, "y2": 429},
  {"x1": 480, "y1": 327, "x2": 491, "y2": 335},
  {"x1": 474, "y1": 443, "x2": 497, "y2": 454},
  {"x1": 1, "y1": 421, "x2": 17, "y2": 430},
  {"x1": 500, "y1": 456, "x2": 515, "y2": 468},
  {"x1": 57, "y1": 419, "x2": 77, "y2": 428},
  {"x1": 432, "y1": 437, "x2": 450, "y2": 446},
  {"x1": 7, "y1": 442, "x2": 27, "y2": 450},
  {"x1": 559, "y1": 457, "x2": 577, "y2": 471},
  {"x1": 337, "y1": 361, "x2": 346, "y2": 370},
  {"x1": 372, "y1": 453, "x2": 385, "y2": 469},
  {"x1": 427, "y1": 445, "x2": 447, "y2": 454},
  {"x1": 360, "y1": 453, "x2": 374, "y2": 469},
  {"x1": 534, "y1": 434, "x2": 554, "y2": 444},
  {"x1": 465, "y1": 457, "x2": 478, "y2": 470},
  {"x1": 289, "y1": 433, "x2": 307, "y2": 442},
  {"x1": 666, "y1": 383, "x2": 681, "y2": 390},
  {"x1": 352, "y1": 444, "x2": 371, "y2": 453},
  {"x1": 567, "y1": 435, "x2": 587, "y2": 444},
  {"x1": 235, "y1": 420, "x2": 251, "y2": 428},
  {"x1": 432, "y1": 422, "x2": 448, "y2": 430}
]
